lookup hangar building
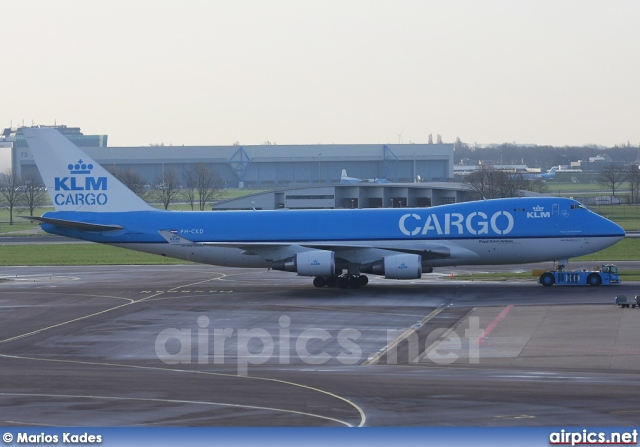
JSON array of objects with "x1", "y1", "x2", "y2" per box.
[
  {"x1": 211, "y1": 183, "x2": 472, "y2": 210},
  {"x1": 7, "y1": 125, "x2": 454, "y2": 189}
]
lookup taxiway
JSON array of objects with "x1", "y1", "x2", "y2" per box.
[{"x1": 1, "y1": 265, "x2": 639, "y2": 426}]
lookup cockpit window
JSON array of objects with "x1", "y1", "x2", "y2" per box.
[{"x1": 570, "y1": 204, "x2": 588, "y2": 210}]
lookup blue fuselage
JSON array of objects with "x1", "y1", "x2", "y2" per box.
[{"x1": 39, "y1": 197, "x2": 624, "y2": 268}]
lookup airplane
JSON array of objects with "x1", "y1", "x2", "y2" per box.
[
  {"x1": 22, "y1": 128, "x2": 625, "y2": 288},
  {"x1": 340, "y1": 169, "x2": 362, "y2": 183},
  {"x1": 510, "y1": 172, "x2": 551, "y2": 181},
  {"x1": 516, "y1": 170, "x2": 556, "y2": 181},
  {"x1": 516, "y1": 166, "x2": 582, "y2": 181},
  {"x1": 340, "y1": 169, "x2": 390, "y2": 184}
]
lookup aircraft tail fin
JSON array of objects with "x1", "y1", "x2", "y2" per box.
[
  {"x1": 341, "y1": 169, "x2": 348, "y2": 179},
  {"x1": 23, "y1": 128, "x2": 154, "y2": 212}
]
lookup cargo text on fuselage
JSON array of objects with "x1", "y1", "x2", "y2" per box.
[{"x1": 399, "y1": 211, "x2": 515, "y2": 236}]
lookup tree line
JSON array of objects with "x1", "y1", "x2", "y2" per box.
[
  {"x1": 454, "y1": 141, "x2": 640, "y2": 169},
  {"x1": 106, "y1": 162, "x2": 225, "y2": 211},
  {"x1": 0, "y1": 162, "x2": 225, "y2": 226},
  {"x1": 0, "y1": 170, "x2": 48, "y2": 224},
  {"x1": 463, "y1": 164, "x2": 640, "y2": 203},
  {"x1": 462, "y1": 167, "x2": 546, "y2": 200},
  {"x1": 597, "y1": 164, "x2": 640, "y2": 203}
]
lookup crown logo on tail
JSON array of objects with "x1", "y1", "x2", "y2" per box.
[{"x1": 68, "y1": 160, "x2": 94, "y2": 175}]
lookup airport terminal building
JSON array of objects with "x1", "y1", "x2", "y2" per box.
[{"x1": 5, "y1": 125, "x2": 472, "y2": 208}]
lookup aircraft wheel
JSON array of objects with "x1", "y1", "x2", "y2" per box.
[
  {"x1": 346, "y1": 275, "x2": 369, "y2": 289},
  {"x1": 540, "y1": 273, "x2": 555, "y2": 287},
  {"x1": 587, "y1": 273, "x2": 602, "y2": 286},
  {"x1": 337, "y1": 276, "x2": 349, "y2": 289},
  {"x1": 326, "y1": 276, "x2": 338, "y2": 288},
  {"x1": 313, "y1": 276, "x2": 326, "y2": 288}
]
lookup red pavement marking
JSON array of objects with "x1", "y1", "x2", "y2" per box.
[{"x1": 477, "y1": 304, "x2": 514, "y2": 345}]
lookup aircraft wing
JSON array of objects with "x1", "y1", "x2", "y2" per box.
[
  {"x1": 158, "y1": 230, "x2": 451, "y2": 263},
  {"x1": 303, "y1": 242, "x2": 452, "y2": 260},
  {"x1": 159, "y1": 231, "x2": 317, "y2": 261},
  {"x1": 206, "y1": 242, "x2": 452, "y2": 264}
]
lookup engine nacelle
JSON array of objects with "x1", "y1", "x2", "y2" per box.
[
  {"x1": 272, "y1": 250, "x2": 335, "y2": 277},
  {"x1": 369, "y1": 254, "x2": 422, "y2": 280}
]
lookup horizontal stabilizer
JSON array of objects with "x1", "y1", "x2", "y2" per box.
[{"x1": 21, "y1": 216, "x2": 123, "y2": 232}]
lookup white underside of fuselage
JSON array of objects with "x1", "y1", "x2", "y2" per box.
[{"x1": 110, "y1": 235, "x2": 622, "y2": 271}]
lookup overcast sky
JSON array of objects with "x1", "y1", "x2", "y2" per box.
[{"x1": 2, "y1": 0, "x2": 639, "y2": 152}]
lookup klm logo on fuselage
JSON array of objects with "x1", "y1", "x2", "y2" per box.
[
  {"x1": 53, "y1": 160, "x2": 108, "y2": 206},
  {"x1": 527, "y1": 205, "x2": 550, "y2": 219},
  {"x1": 399, "y1": 210, "x2": 515, "y2": 236}
]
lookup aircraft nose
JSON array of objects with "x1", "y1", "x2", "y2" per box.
[
  {"x1": 604, "y1": 216, "x2": 625, "y2": 238},
  {"x1": 614, "y1": 221, "x2": 626, "y2": 237}
]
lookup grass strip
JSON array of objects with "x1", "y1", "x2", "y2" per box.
[{"x1": 0, "y1": 243, "x2": 188, "y2": 266}]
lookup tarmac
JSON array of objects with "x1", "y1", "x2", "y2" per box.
[{"x1": 1, "y1": 264, "x2": 640, "y2": 426}]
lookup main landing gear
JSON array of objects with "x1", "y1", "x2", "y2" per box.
[{"x1": 313, "y1": 274, "x2": 369, "y2": 289}]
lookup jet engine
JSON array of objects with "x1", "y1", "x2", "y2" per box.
[
  {"x1": 272, "y1": 250, "x2": 335, "y2": 277},
  {"x1": 367, "y1": 253, "x2": 422, "y2": 280}
]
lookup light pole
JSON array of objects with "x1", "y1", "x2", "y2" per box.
[{"x1": 413, "y1": 152, "x2": 416, "y2": 183}]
